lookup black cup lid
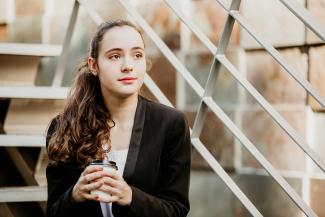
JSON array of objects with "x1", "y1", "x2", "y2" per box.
[{"x1": 90, "y1": 159, "x2": 118, "y2": 170}]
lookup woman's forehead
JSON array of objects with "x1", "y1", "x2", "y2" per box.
[{"x1": 100, "y1": 26, "x2": 144, "y2": 51}]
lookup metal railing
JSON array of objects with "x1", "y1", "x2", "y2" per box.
[
  {"x1": 1, "y1": 0, "x2": 324, "y2": 216},
  {"x1": 52, "y1": 0, "x2": 325, "y2": 216}
]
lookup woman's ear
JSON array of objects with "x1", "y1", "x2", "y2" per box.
[{"x1": 88, "y1": 57, "x2": 98, "y2": 76}]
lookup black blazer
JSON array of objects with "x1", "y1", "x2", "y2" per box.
[{"x1": 46, "y1": 96, "x2": 191, "y2": 217}]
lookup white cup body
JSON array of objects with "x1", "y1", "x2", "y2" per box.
[{"x1": 90, "y1": 165, "x2": 116, "y2": 201}]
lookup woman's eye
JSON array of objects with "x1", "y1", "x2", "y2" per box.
[
  {"x1": 109, "y1": 54, "x2": 120, "y2": 60},
  {"x1": 134, "y1": 53, "x2": 143, "y2": 59}
]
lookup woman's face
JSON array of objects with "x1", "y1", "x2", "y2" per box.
[{"x1": 92, "y1": 26, "x2": 146, "y2": 98}]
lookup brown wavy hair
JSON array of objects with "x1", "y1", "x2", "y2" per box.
[{"x1": 47, "y1": 19, "x2": 144, "y2": 167}]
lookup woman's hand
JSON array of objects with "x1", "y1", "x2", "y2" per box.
[
  {"x1": 71, "y1": 165, "x2": 105, "y2": 202},
  {"x1": 99, "y1": 169, "x2": 132, "y2": 206}
]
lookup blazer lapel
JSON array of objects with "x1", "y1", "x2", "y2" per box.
[{"x1": 122, "y1": 95, "x2": 146, "y2": 181}]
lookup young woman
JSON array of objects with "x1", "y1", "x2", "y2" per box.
[{"x1": 46, "y1": 19, "x2": 191, "y2": 217}]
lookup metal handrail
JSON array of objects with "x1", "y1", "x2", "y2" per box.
[{"x1": 165, "y1": 0, "x2": 325, "y2": 173}]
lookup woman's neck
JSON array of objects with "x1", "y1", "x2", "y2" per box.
[{"x1": 103, "y1": 93, "x2": 138, "y2": 127}]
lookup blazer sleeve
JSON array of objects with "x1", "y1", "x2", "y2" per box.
[
  {"x1": 45, "y1": 117, "x2": 101, "y2": 217},
  {"x1": 113, "y1": 112, "x2": 192, "y2": 217}
]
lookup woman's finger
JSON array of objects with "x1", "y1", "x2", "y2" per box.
[
  {"x1": 100, "y1": 185, "x2": 122, "y2": 196},
  {"x1": 83, "y1": 192, "x2": 100, "y2": 201},
  {"x1": 81, "y1": 165, "x2": 103, "y2": 176},
  {"x1": 81, "y1": 171, "x2": 104, "y2": 183},
  {"x1": 80, "y1": 180, "x2": 104, "y2": 192},
  {"x1": 101, "y1": 176, "x2": 120, "y2": 188}
]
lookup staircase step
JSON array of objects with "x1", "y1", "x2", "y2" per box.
[
  {"x1": 0, "y1": 86, "x2": 68, "y2": 99},
  {"x1": 0, "y1": 55, "x2": 39, "y2": 86},
  {"x1": 4, "y1": 99, "x2": 65, "y2": 134},
  {"x1": 0, "y1": 135, "x2": 45, "y2": 147},
  {"x1": 0, "y1": 186, "x2": 47, "y2": 202},
  {"x1": 0, "y1": 43, "x2": 62, "y2": 56}
]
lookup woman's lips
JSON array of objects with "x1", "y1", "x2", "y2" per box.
[{"x1": 118, "y1": 77, "x2": 137, "y2": 84}]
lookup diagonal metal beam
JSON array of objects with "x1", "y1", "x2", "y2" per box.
[
  {"x1": 77, "y1": 0, "x2": 103, "y2": 25},
  {"x1": 278, "y1": 0, "x2": 325, "y2": 41},
  {"x1": 143, "y1": 74, "x2": 172, "y2": 107},
  {"x1": 0, "y1": 203, "x2": 14, "y2": 217},
  {"x1": 5, "y1": 147, "x2": 38, "y2": 185}
]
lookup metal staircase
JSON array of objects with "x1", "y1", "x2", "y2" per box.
[{"x1": 0, "y1": 0, "x2": 324, "y2": 216}]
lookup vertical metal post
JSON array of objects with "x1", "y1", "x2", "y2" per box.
[{"x1": 52, "y1": 0, "x2": 79, "y2": 86}]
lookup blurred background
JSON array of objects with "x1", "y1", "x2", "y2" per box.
[{"x1": 0, "y1": 0, "x2": 325, "y2": 216}]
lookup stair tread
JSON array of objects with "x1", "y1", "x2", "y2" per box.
[
  {"x1": 0, "y1": 186, "x2": 47, "y2": 202},
  {"x1": 0, "y1": 134, "x2": 45, "y2": 147},
  {"x1": 0, "y1": 43, "x2": 62, "y2": 56},
  {"x1": 0, "y1": 86, "x2": 69, "y2": 99}
]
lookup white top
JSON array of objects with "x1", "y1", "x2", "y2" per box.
[{"x1": 100, "y1": 148, "x2": 129, "y2": 217}]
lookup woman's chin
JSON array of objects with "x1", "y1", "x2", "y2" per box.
[{"x1": 114, "y1": 89, "x2": 140, "y2": 99}]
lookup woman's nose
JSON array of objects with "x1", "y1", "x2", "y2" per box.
[
  {"x1": 121, "y1": 57, "x2": 133, "y2": 73},
  {"x1": 121, "y1": 65, "x2": 133, "y2": 72}
]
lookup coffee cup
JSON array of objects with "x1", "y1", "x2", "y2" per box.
[{"x1": 90, "y1": 160, "x2": 118, "y2": 201}]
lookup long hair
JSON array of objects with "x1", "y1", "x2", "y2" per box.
[{"x1": 47, "y1": 20, "x2": 144, "y2": 167}]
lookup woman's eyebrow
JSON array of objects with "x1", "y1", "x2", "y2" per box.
[
  {"x1": 105, "y1": 47, "x2": 144, "y2": 54},
  {"x1": 131, "y1": 47, "x2": 144, "y2": 51},
  {"x1": 105, "y1": 48, "x2": 123, "y2": 54}
]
